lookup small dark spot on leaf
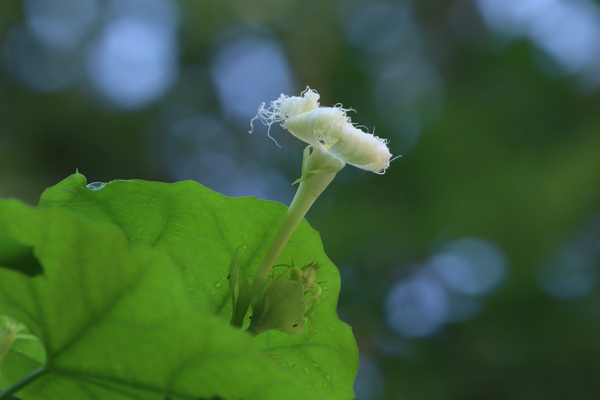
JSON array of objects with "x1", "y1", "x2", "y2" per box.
[
  {"x1": 227, "y1": 274, "x2": 230, "y2": 279},
  {"x1": 293, "y1": 324, "x2": 298, "y2": 327}
]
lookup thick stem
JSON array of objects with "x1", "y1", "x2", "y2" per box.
[
  {"x1": 231, "y1": 148, "x2": 342, "y2": 328},
  {"x1": 251, "y1": 175, "x2": 331, "y2": 288},
  {"x1": 0, "y1": 366, "x2": 47, "y2": 400}
]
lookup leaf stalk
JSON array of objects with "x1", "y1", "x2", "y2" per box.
[{"x1": 0, "y1": 366, "x2": 47, "y2": 400}]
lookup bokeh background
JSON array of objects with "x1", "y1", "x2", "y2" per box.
[{"x1": 2, "y1": 0, "x2": 600, "y2": 398}]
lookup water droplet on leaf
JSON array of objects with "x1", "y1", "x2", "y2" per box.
[
  {"x1": 87, "y1": 182, "x2": 105, "y2": 191},
  {"x1": 325, "y1": 375, "x2": 332, "y2": 382},
  {"x1": 303, "y1": 367, "x2": 311, "y2": 375},
  {"x1": 215, "y1": 282, "x2": 222, "y2": 288}
]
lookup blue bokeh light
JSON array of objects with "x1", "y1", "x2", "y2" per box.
[
  {"x1": 538, "y1": 215, "x2": 600, "y2": 299},
  {"x1": 354, "y1": 353, "x2": 384, "y2": 400},
  {"x1": 158, "y1": 112, "x2": 294, "y2": 202},
  {"x1": 24, "y1": 0, "x2": 98, "y2": 50},
  {"x1": 2, "y1": 25, "x2": 78, "y2": 92},
  {"x1": 386, "y1": 237, "x2": 507, "y2": 337},
  {"x1": 476, "y1": 0, "x2": 600, "y2": 85},
  {"x1": 386, "y1": 272, "x2": 449, "y2": 337},
  {"x1": 431, "y1": 238, "x2": 507, "y2": 296},
  {"x1": 85, "y1": 0, "x2": 179, "y2": 109},
  {"x1": 210, "y1": 32, "x2": 295, "y2": 123},
  {"x1": 342, "y1": 2, "x2": 413, "y2": 53}
]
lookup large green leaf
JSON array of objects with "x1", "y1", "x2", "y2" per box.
[
  {"x1": 0, "y1": 199, "x2": 317, "y2": 399},
  {"x1": 0, "y1": 315, "x2": 46, "y2": 391},
  {"x1": 37, "y1": 173, "x2": 358, "y2": 399}
]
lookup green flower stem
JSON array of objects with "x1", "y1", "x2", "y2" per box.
[
  {"x1": 231, "y1": 147, "x2": 342, "y2": 328},
  {"x1": 0, "y1": 366, "x2": 47, "y2": 400},
  {"x1": 251, "y1": 172, "x2": 335, "y2": 288}
]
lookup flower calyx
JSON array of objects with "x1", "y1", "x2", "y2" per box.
[{"x1": 292, "y1": 144, "x2": 345, "y2": 186}]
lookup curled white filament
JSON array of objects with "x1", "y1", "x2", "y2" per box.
[{"x1": 251, "y1": 87, "x2": 393, "y2": 173}]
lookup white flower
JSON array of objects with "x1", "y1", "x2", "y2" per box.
[{"x1": 251, "y1": 87, "x2": 393, "y2": 173}]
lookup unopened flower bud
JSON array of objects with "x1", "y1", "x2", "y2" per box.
[
  {"x1": 249, "y1": 278, "x2": 308, "y2": 336},
  {"x1": 251, "y1": 88, "x2": 393, "y2": 174},
  {"x1": 290, "y1": 262, "x2": 320, "y2": 286},
  {"x1": 248, "y1": 263, "x2": 323, "y2": 336}
]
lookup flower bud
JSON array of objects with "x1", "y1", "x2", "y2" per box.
[
  {"x1": 248, "y1": 263, "x2": 323, "y2": 336},
  {"x1": 248, "y1": 278, "x2": 308, "y2": 336},
  {"x1": 290, "y1": 262, "x2": 320, "y2": 286},
  {"x1": 251, "y1": 87, "x2": 393, "y2": 173}
]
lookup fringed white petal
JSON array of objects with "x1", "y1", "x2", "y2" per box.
[{"x1": 252, "y1": 87, "x2": 393, "y2": 173}]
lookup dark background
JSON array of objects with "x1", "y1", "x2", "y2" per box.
[{"x1": 2, "y1": 0, "x2": 600, "y2": 398}]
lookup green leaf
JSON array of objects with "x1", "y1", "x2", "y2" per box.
[
  {"x1": 0, "y1": 315, "x2": 46, "y2": 387},
  {"x1": 0, "y1": 225, "x2": 43, "y2": 277},
  {"x1": 0, "y1": 199, "x2": 317, "y2": 399},
  {"x1": 38, "y1": 173, "x2": 359, "y2": 399}
]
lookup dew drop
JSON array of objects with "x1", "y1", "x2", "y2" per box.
[
  {"x1": 323, "y1": 383, "x2": 328, "y2": 388},
  {"x1": 325, "y1": 375, "x2": 332, "y2": 382},
  {"x1": 86, "y1": 182, "x2": 105, "y2": 191},
  {"x1": 303, "y1": 367, "x2": 311, "y2": 375},
  {"x1": 322, "y1": 286, "x2": 329, "y2": 291},
  {"x1": 215, "y1": 282, "x2": 223, "y2": 288}
]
